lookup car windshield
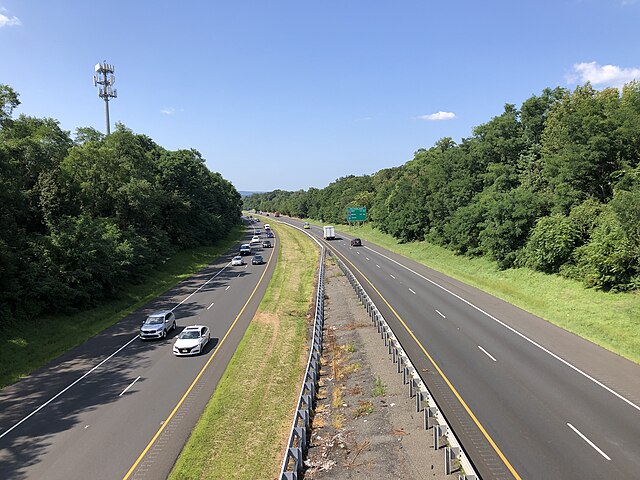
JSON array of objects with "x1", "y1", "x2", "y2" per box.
[
  {"x1": 179, "y1": 330, "x2": 200, "y2": 339},
  {"x1": 145, "y1": 315, "x2": 164, "y2": 325}
]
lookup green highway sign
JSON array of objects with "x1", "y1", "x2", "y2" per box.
[{"x1": 346, "y1": 207, "x2": 366, "y2": 222}]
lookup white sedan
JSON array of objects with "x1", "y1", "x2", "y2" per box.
[
  {"x1": 173, "y1": 326, "x2": 211, "y2": 356},
  {"x1": 231, "y1": 255, "x2": 244, "y2": 266}
]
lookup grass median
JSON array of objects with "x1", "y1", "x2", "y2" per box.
[
  {"x1": 169, "y1": 222, "x2": 317, "y2": 479},
  {"x1": 0, "y1": 224, "x2": 245, "y2": 389}
]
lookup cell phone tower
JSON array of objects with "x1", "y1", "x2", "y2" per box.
[{"x1": 93, "y1": 61, "x2": 117, "y2": 135}]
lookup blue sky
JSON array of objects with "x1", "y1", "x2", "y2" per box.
[{"x1": 2, "y1": 1, "x2": 639, "y2": 192}]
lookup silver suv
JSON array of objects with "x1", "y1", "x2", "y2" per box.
[{"x1": 140, "y1": 310, "x2": 176, "y2": 340}]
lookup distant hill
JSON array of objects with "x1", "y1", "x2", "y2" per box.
[{"x1": 238, "y1": 191, "x2": 263, "y2": 197}]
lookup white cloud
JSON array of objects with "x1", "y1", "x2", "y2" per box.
[
  {"x1": 418, "y1": 111, "x2": 456, "y2": 121},
  {"x1": 0, "y1": 9, "x2": 21, "y2": 27},
  {"x1": 161, "y1": 108, "x2": 176, "y2": 115},
  {"x1": 568, "y1": 61, "x2": 640, "y2": 87}
]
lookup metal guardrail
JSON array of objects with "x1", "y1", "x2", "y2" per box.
[
  {"x1": 279, "y1": 247, "x2": 326, "y2": 480},
  {"x1": 331, "y1": 251, "x2": 479, "y2": 480}
]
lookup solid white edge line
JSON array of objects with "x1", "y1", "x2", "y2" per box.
[
  {"x1": 435, "y1": 309, "x2": 446, "y2": 318},
  {"x1": 363, "y1": 245, "x2": 640, "y2": 413},
  {"x1": 120, "y1": 376, "x2": 141, "y2": 397},
  {"x1": 0, "y1": 335, "x2": 139, "y2": 439},
  {"x1": 567, "y1": 423, "x2": 611, "y2": 460},
  {"x1": 478, "y1": 345, "x2": 497, "y2": 362}
]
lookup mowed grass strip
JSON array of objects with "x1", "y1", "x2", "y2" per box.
[
  {"x1": 0, "y1": 225, "x2": 245, "y2": 389},
  {"x1": 169, "y1": 223, "x2": 317, "y2": 480},
  {"x1": 338, "y1": 223, "x2": 640, "y2": 364}
]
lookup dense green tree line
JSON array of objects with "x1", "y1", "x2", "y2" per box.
[
  {"x1": 0, "y1": 85, "x2": 241, "y2": 326},
  {"x1": 245, "y1": 82, "x2": 640, "y2": 291}
]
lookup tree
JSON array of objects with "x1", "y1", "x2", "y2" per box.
[{"x1": 0, "y1": 84, "x2": 20, "y2": 125}]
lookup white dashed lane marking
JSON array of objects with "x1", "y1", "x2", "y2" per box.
[
  {"x1": 567, "y1": 423, "x2": 611, "y2": 461},
  {"x1": 120, "y1": 376, "x2": 141, "y2": 397},
  {"x1": 478, "y1": 346, "x2": 497, "y2": 362}
]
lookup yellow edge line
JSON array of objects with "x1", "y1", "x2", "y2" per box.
[
  {"x1": 123, "y1": 235, "x2": 277, "y2": 480},
  {"x1": 332, "y1": 247, "x2": 522, "y2": 480}
]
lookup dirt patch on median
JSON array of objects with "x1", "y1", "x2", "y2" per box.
[{"x1": 304, "y1": 259, "x2": 452, "y2": 479}]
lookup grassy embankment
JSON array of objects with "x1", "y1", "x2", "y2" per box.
[
  {"x1": 323, "y1": 222, "x2": 639, "y2": 364},
  {"x1": 0, "y1": 224, "x2": 245, "y2": 389},
  {"x1": 169, "y1": 222, "x2": 317, "y2": 479}
]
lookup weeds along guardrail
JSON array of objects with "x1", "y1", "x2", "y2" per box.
[
  {"x1": 330, "y1": 250, "x2": 479, "y2": 480},
  {"x1": 279, "y1": 247, "x2": 326, "y2": 480}
]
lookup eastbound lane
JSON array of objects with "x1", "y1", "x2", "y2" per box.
[
  {"x1": 279, "y1": 218, "x2": 640, "y2": 479},
  {"x1": 0, "y1": 222, "x2": 276, "y2": 480}
]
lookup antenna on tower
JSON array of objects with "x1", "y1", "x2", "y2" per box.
[{"x1": 93, "y1": 61, "x2": 118, "y2": 135}]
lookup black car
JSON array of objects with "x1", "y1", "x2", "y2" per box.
[
  {"x1": 350, "y1": 238, "x2": 362, "y2": 247},
  {"x1": 252, "y1": 254, "x2": 264, "y2": 265},
  {"x1": 262, "y1": 240, "x2": 272, "y2": 248}
]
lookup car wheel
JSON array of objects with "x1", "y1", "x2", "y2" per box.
[
  {"x1": 162, "y1": 329, "x2": 166, "y2": 339},
  {"x1": 172, "y1": 320, "x2": 176, "y2": 331}
]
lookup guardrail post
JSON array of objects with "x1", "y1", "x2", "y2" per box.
[
  {"x1": 433, "y1": 424, "x2": 448, "y2": 450},
  {"x1": 297, "y1": 426, "x2": 308, "y2": 451},
  {"x1": 444, "y1": 446, "x2": 461, "y2": 475},
  {"x1": 424, "y1": 407, "x2": 437, "y2": 430}
]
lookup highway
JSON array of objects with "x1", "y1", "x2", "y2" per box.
[
  {"x1": 0, "y1": 221, "x2": 276, "y2": 480},
  {"x1": 279, "y1": 217, "x2": 640, "y2": 479}
]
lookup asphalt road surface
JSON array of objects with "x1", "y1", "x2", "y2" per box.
[
  {"x1": 0, "y1": 221, "x2": 276, "y2": 480},
  {"x1": 279, "y1": 217, "x2": 640, "y2": 480}
]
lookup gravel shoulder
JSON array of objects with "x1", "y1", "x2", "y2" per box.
[{"x1": 304, "y1": 258, "x2": 453, "y2": 479}]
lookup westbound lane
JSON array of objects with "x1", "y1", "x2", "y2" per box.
[
  {"x1": 0, "y1": 221, "x2": 276, "y2": 480},
  {"x1": 277, "y1": 218, "x2": 640, "y2": 479}
]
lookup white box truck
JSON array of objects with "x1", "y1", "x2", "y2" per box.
[{"x1": 323, "y1": 226, "x2": 335, "y2": 240}]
